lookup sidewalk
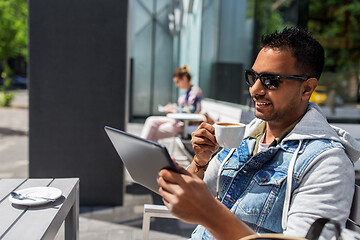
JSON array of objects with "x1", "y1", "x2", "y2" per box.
[{"x1": 0, "y1": 90, "x2": 194, "y2": 240}]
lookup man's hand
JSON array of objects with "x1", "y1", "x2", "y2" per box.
[
  {"x1": 202, "y1": 112, "x2": 216, "y2": 125},
  {"x1": 191, "y1": 122, "x2": 218, "y2": 165},
  {"x1": 157, "y1": 165, "x2": 219, "y2": 225},
  {"x1": 157, "y1": 164, "x2": 256, "y2": 240}
]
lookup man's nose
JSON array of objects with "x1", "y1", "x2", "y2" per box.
[{"x1": 249, "y1": 78, "x2": 266, "y2": 96}]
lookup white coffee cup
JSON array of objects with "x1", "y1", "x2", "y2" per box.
[{"x1": 214, "y1": 122, "x2": 246, "y2": 148}]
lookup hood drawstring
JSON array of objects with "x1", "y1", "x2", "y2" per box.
[
  {"x1": 216, "y1": 148, "x2": 236, "y2": 199},
  {"x1": 282, "y1": 139, "x2": 303, "y2": 231}
]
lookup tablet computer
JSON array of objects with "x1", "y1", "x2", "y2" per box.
[{"x1": 104, "y1": 126, "x2": 178, "y2": 194}]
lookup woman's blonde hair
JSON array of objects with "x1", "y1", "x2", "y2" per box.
[{"x1": 173, "y1": 64, "x2": 192, "y2": 81}]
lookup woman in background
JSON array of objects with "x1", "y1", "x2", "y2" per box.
[{"x1": 141, "y1": 65, "x2": 202, "y2": 142}]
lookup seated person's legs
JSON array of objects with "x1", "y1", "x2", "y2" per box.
[
  {"x1": 157, "y1": 120, "x2": 184, "y2": 140},
  {"x1": 141, "y1": 116, "x2": 183, "y2": 142}
]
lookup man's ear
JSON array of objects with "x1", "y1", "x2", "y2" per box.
[{"x1": 302, "y1": 78, "x2": 318, "y2": 101}]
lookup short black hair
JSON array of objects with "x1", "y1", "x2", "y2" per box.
[{"x1": 261, "y1": 27, "x2": 324, "y2": 80}]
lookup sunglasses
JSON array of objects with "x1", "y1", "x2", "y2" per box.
[{"x1": 245, "y1": 69, "x2": 312, "y2": 90}]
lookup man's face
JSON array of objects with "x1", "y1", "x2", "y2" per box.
[{"x1": 249, "y1": 47, "x2": 306, "y2": 127}]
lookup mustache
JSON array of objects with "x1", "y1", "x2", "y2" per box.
[{"x1": 251, "y1": 95, "x2": 271, "y2": 102}]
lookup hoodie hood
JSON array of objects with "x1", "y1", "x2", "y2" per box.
[{"x1": 245, "y1": 102, "x2": 360, "y2": 163}]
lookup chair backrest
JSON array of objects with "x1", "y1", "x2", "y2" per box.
[
  {"x1": 201, "y1": 99, "x2": 242, "y2": 123},
  {"x1": 347, "y1": 184, "x2": 360, "y2": 233}
]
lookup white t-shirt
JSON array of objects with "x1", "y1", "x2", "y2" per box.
[{"x1": 258, "y1": 132, "x2": 270, "y2": 153}]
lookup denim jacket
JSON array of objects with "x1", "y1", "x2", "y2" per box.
[{"x1": 191, "y1": 103, "x2": 360, "y2": 240}]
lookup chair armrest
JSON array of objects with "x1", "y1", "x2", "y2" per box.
[
  {"x1": 142, "y1": 204, "x2": 178, "y2": 240},
  {"x1": 144, "y1": 204, "x2": 177, "y2": 219}
]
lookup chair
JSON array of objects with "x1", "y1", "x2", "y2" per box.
[
  {"x1": 347, "y1": 184, "x2": 360, "y2": 233},
  {"x1": 142, "y1": 204, "x2": 176, "y2": 240}
]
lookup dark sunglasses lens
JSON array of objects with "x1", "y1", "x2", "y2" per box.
[
  {"x1": 246, "y1": 71, "x2": 257, "y2": 86},
  {"x1": 260, "y1": 75, "x2": 279, "y2": 89}
]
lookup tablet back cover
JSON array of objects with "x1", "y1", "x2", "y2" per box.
[{"x1": 105, "y1": 126, "x2": 174, "y2": 194}]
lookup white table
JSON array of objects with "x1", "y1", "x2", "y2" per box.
[
  {"x1": 0, "y1": 178, "x2": 79, "y2": 240},
  {"x1": 167, "y1": 113, "x2": 205, "y2": 138}
]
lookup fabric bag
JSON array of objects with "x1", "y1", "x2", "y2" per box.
[{"x1": 240, "y1": 218, "x2": 360, "y2": 240}]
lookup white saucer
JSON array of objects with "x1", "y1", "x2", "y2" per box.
[{"x1": 9, "y1": 187, "x2": 62, "y2": 206}]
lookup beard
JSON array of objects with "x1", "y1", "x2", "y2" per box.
[{"x1": 252, "y1": 95, "x2": 297, "y2": 123}]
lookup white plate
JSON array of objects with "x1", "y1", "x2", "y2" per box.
[{"x1": 9, "y1": 187, "x2": 62, "y2": 206}]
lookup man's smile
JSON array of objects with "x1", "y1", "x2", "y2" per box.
[
  {"x1": 252, "y1": 97, "x2": 272, "y2": 109},
  {"x1": 255, "y1": 102, "x2": 271, "y2": 106}
]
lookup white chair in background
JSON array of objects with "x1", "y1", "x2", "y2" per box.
[{"x1": 142, "y1": 204, "x2": 176, "y2": 240}]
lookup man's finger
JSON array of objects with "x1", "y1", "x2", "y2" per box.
[
  {"x1": 192, "y1": 123, "x2": 215, "y2": 138},
  {"x1": 198, "y1": 129, "x2": 216, "y2": 143},
  {"x1": 162, "y1": 196, "x2": 170, "y2": 207},
  {"x1": 198, "y1": 122, "x2": 215, "y2": 133},
  {"x1": 192, "y1": 125, "x2": 215, "y2": 137},
  {"x1": 158, "y1": 175, "x2": 183, "y2": 194},
  {"x1": 159, "y1": 186, "x2": 177, "y2": 206},
  {"x1": 159, "y1": 167, "x2": 193, "y2": 185},
  {"x1": 158, "y1": 169, "x2": 185, "y2": 185},
  {"x1": 192, "y1": 143, "x2": 218, "y2": 153},
  {"x1": 191, "y1": 134, "x2": 217, "y2": 147}
]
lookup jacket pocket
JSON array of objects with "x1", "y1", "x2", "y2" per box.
[{"x1": 235, "y1": 169, "x2": 287, "y2": 215}]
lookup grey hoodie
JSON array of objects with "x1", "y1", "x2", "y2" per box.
[
  {"x1": 249, "y1": 102, "x2": 360, "y2": 163},
  {"x1": 204, "y1": 102, "x2": 360, "y2": 239}
]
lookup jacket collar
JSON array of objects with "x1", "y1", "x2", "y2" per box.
[{"x1": 248, "y1": 118, "x2": 301, "y2": 154}]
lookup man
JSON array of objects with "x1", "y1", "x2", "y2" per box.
[{"x1": 157, "y1": 27, "x2": 360, "y2": 239}]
